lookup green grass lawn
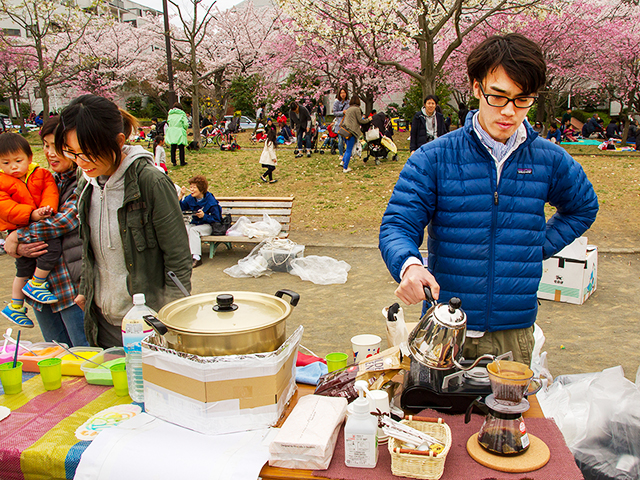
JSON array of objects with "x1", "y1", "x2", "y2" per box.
[{"x1": 28, "y1": 130, "x2": 639, "y2": 235}]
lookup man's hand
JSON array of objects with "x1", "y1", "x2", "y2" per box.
[
  {"x1": 395, "y1": 264, "x2": 440, "y2": 305},
  {"x1": 30, "y1": 206, "x2": 53, "y2": 221},
  {"x1": 179, "y1": 186, "x2": 187, "y2": 200},
  {"x1": 195, "y1": 209, "x2": 204, "y2": 219},
  {"x1": 75, "y1": 295, "x2": 86, "y2": 311}
]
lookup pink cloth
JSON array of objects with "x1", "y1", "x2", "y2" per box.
[
  {"x1": 297, "y1": 352, "x2": 326, "y2": 366},
  {"x1": 313, "y1": 409, "x2": 584, "y2": 480}
]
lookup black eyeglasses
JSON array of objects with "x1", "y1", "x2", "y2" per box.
[
  {"x1": 62, "y1": 150, "x2": 90, "y2": 162},
  {"x1": 479, "y1": 84, "x2": 537, "y2": 109}
]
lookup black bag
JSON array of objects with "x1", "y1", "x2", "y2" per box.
[{"x1": 211, "y1": 213, "x2": 231, "y2": 235}]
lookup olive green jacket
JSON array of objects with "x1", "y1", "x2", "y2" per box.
[{"x1": 77, "y1": 156, "x2": 192, "y2": 346}]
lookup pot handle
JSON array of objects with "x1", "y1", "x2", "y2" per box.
[
  {"x1": 464, "y1": 396, "x2": 488, "y2": 424},
  {"x1": 275, "y1": 290, "x2": 300, "y2": 307},
  {"x1": 144, "y1": 315, "x2": 168, "y2": 336}
]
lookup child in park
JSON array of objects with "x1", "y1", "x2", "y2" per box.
[
  {"x1": 154, "y1": 135, "x2": 168, "y2": 173},
  {"x1": 259, "y1": 119, "x2": 278, "y2": 183},
  {"x1": 0, "y1": 133, "x2": 60, "y2": 328}
]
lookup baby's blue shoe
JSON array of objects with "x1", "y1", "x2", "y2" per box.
[
  {"x1": 22, "y1": 280, "x2": 58, "y2": 304},
  {"x1": 1, "y1": 305, "x2": 34, "y2": 328}
]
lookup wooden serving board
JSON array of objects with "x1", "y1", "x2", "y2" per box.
[{"x1": 466, "y1": 433, "x2": 550, "y2": 473}]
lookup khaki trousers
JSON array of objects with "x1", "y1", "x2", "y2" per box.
[{"x1": 461, "y1": 326, "x2": 535, "y2": 366}]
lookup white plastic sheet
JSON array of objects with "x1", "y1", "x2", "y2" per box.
[{"x1": 289, "y1": 256, "x2": 351, "y2": 285}]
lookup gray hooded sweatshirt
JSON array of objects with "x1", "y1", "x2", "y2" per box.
[{"x1": 84, "y1": 145, "x2": 154, "y2": 326}]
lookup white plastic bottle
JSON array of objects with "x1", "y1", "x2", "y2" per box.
[
  {"x1": 121, "y1": 293, "x2": 155, "y2": 403},
  {"x1": 344, "y1": 380, "x2": 378, "y2": 468}
]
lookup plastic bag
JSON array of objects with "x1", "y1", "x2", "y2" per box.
[
  {"x1": 351, "y1": 140, "x2": 362, "y2": 159},
  {"x1": 531, "y1": 323, "x2": 553, "y2": 389},
  {"x1": 537, "y1": 366, "x2": 640, "y2": 480},
  {"x1": 226, "y1": 214, "x2": 282, "y2": 239},
  {"x1": 289, "y1": 256, "x2": 351, "y2": 285},
  {"x1": 223, "y1": 240, "x2": 272, "y2": 278}
]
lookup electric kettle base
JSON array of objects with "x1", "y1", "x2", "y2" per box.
[{"x1": 401, "y1": 358, "x2": 493, "y2": 414}]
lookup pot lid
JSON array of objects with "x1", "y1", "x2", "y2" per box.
[
  {"x1": 157, "y1": 291, "x2": 292, "y2": 335},
  {"x1": 433, "y1": 297, "x2": 466, "y2": 327}
]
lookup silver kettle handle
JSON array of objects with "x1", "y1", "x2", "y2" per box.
[{"x1": 423, "y1": 286, "x2": 437, "y2": 308}]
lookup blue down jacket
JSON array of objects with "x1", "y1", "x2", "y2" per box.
[{"x1": 379, "y1": 117, "x2": 598, "y2": 332}]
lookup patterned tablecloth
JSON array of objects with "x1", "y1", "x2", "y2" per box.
[{"x1": 0, "y1": 373, "x2": 130, "y2": 480}]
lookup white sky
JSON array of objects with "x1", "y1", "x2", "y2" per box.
[{"x1": 134, "y1": 0, "x2": 244, "y2": 13}]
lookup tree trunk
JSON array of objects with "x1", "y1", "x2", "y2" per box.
[
  {"x1": 621, "y1": 114, "x2": 630, "y2": 145},
  {"x1": 191, "y1": 52, "x2": 201, "y2": 148},
  {"x1": 40, "y1": 80, "x2": 49, "y2": 119},
  {"x1": 12, "y1": 90, "x2": 25, "y2": 133}
]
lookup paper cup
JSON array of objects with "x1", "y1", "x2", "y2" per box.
[
  {"x1": 0, "y1": 361, "x2": 24, "y2": 395},
  {"x1": 325, "y1": 352, "x2": 348, "y2": 372},
  {"x1": 351, "y1": 334, "x2": 381, "y2": 363},
  {"x1": 110, "y1": 363, "x2": 130, "y2": 397},
  {"x1": 368, "y1": 389, "x2": 390, "y2": 443},
  {"x1": 38, "y1": 357, "x2": 62, "y2": 390}
]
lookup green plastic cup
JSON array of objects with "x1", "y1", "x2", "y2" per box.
[
  {"x1": 325, "y1": 352, "x2": 348, "y2": 373},
  {"x1": 38, "y1": 357, "x2": 62, "y2": 390},
  {"x1": 0, "y1": 361, "x2": 24, "y2": 395},
  {"x1": 110, "y1": 363, "x2": 129, "y2": 397}
]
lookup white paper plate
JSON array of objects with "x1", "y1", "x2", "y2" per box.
[
  {"x1": 0, "y1": 406, "x2": 10, "y2": 422},
  {"x1": 75, "y1": 404, "x2": 142, "y2": 441}
]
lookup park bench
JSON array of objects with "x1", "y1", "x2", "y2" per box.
[{"x1": 201, "y1": 196, "x2": 295, "y2": 258}]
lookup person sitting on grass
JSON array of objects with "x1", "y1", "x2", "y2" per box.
[
  {"x1": 0, "y1": 133, "x2": 60, "y2": 328},
  {"x1": 546, "y1": 122, "x2": 562, "y2": 143},
  {"x1": 260, "y1": 119, "x2": 278, "y2": 184},
  {"x1": 179, "y1": 175, "x2": 222, "y2": 268}
]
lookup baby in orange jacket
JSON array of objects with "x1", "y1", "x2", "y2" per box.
[{"x1": 0, "y1": 133, "x2": 60, "y2": 329}]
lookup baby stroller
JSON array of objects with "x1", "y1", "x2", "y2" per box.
[
  {"x1": 319, "y1": 123, "x2": 339, "y2": 155},
  {"x1": 363, "y1": 113, "x2": 398, "y2": 164}
]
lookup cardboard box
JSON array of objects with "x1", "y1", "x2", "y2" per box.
[
  {"x1": 537, "y1": 237, "x2": 597, "y2": 305},
  {"x1": 141, "y1": 326, "x2": 302, "y2": 435}
]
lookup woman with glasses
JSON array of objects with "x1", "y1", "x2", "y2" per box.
[
  {"x1": 2, "y1": 116, "x2": 89, "y2": 346},
  {"x1": 380, "y1": 33, "x2": 598, "y2": 366},
  {"x1": 54, "y1": 94, "x2": 192, "y2": 348}
]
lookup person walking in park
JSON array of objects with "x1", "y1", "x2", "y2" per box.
[
  {"x1": 458, "y1": 102, "x2": 469, "y2": 127},
  {"x1": 332, "y1": 87, "x2": 349, "y2": 163},
  {"x1": 289, "y1": 101, "x2": 312, "y2": 158},
  {"x1": 56, "y1": 94, "x2": 191, "y2": 348},
  {"x1": 259, "y1": 119, "x2": 278, "y2": 184},
  {"x1": 3, "y1": 116, "x2": 88, "y2": 346},
  {"x1": 253, "y1": 103, "x2": 266, "y2": 135},
  {"x1": 379, "y1": 33, "x2": 598, "y2": 366},
  {"x1": 409, "y1": 95, "x2": 447, "y2": 155},
  {"x1": 340, "y1": 94, "x2": 371, "y2": 173},
  {"x1": 166, "y1": 103, "x2": 189, "y2": 166}
]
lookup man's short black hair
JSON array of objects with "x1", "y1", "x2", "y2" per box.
[
  {"x1": 467, "y1": 33, "x2": 546, "y2": 95},
  {"x1": 423, "y1": 95, "x2": 438, "y2": 105},
  {"x1": 550, "y1": 122, "x2": 557, "y2": 129}
]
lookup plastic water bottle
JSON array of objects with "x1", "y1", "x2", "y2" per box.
[{"x1": 121, "y1": 293, "x2": 155, "y2": 403}]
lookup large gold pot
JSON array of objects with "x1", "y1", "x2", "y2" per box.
[{"x1": 144, "y1": 290, "x2": 299, "y2": 356}]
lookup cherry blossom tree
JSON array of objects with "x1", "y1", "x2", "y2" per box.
[
  {"x1": 0, "y1": 40, "x2": 37, "y2": 130},
  {"x1": 259, "y1": 20, "x2": 410, "y2": 114},
  {"x1": 278, "y1": 0, "x2": 543, "y2": 99},
  {"x1": 0, "y1": 0, "x2": 98, "y2": 116}
]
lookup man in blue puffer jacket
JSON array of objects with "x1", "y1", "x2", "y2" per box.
[{"x1": 379, "y1": 34, "x2": 598, "y2": 366}]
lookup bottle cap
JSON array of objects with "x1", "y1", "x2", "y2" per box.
[
  {"x1": 353, "y1": 380, "x2": 371, "y2": 415},
  {"x1": 133, "y1": 293, "x2": 146, "y2": 305}
]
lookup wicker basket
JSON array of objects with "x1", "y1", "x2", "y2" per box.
[{"x1": 387, "y1": 416, "x2": 452, "y2": 480}]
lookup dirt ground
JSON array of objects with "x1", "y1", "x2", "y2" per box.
[{"x1": 3, "y1": 229, "x2": 639, "y2": 382}]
